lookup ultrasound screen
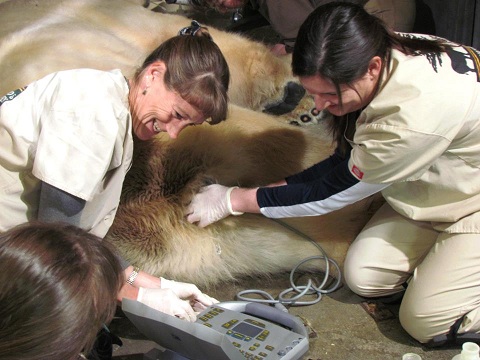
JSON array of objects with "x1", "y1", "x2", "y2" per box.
[{"x1": 231, "y1": 322, "x2": 263, "y2": 337}]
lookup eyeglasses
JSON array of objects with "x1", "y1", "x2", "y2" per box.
[{"x1": 178, "y1": 20, "x2": 203, "y2": 37}]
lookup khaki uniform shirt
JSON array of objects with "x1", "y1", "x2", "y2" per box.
[
  {"x1": 348, "y1": 41, "x2": 480, "y2": 233},
  {"x1": 0, "y1": 69, "x2": 133, "y2": 237}
]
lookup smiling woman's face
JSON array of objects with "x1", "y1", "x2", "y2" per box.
[{"x1": 129, "y1": 62, "x2": 204, "y2": 140}]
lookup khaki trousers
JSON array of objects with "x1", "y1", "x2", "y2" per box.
[{"x1": 344, "y1": 202, "x2": 480, "y2": 343}]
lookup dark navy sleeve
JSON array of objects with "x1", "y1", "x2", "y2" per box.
[
  {"x1": 257, "y1": 156, "x2": 388, "y2": 218},
  {"x1": 285, "y1": 147, "x2": 348, "y2": 184}
]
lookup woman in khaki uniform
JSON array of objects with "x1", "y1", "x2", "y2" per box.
[
  {"x1": 0, "y1": 27, "x2": 228, "y2": 322},
  {"x1": 186, "y1": 3, "x2": 480, "y2": 346}
]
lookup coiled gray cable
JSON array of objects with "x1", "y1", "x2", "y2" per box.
[{"x1": 236, "y1": 218, "x2": 342, "y2": 308}]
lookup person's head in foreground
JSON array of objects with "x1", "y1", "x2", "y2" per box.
[{"x1": 0, "y1": 222, "x2": 124, "y2": 360}]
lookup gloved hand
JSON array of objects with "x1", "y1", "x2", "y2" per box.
[
  {"x1": 186, "y1": 184, "x2": 243, "y2": 227},
  {"x1": 136, "y1": 287, "x2": 197, "y2": 322},
  {"x1": 160, "y1": 277, "x2": 218, "y2": 312}
]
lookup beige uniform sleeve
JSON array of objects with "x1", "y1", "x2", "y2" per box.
[
  {"x1": 348, "y1": 121, "x2": 451, "y2": 183},
  {"x1": 348, "y1": 46, "x2": 476, "y2": 184},
  {"x1": 32, "y1": 70, "x2": 129, "y2": 201}
]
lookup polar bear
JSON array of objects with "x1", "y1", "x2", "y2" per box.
[{"x1": 0, "y1": 0, "x2": 382, "y2": 287}]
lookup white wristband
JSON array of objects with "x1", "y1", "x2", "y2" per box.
[{"x1": 226, "y1": 187, "x2": 244, "y2": 216}]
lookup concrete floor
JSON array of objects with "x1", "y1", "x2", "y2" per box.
[{"x1": 109, "y1": 3, "x2": 464, "y2": 359}]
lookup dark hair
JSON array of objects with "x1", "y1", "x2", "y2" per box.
[
  {"x1": 0, "y1": 222, "x2": 123, "y2": 360},
  {"x1": 292, "y1": 2, "x2": 449, "y2": 153},
  {"x1": 135, "y1": 29, "x2": 230, "y2": 124}
]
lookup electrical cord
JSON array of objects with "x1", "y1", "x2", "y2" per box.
[{"x1": 236, "y1": 218, "x2": 342, "y2": 309}]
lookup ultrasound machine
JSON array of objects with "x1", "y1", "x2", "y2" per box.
[{"x1": 122, "y1": 299, "x2": 309, "y2": 360}]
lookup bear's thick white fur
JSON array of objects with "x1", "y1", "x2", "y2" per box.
[
  {"x1": 0, "y1": 0, "x2": 294, "y2": 111},
  {"x1": 108, "y1": 108, "x2": 381, "y2": 287},
  {"x1": 0, "y1": 0, "x2": 382, "y2": 287}
]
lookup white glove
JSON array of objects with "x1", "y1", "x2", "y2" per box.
[
  {"x1": 136, "y1": 287, "x2": 197, "y2": 322},
  {"x1": 186, "y1": 184, "x2": 243, "y2": 227},
  {"x1": 160, "y1": 277, "x2": 218, "y2": 312}
]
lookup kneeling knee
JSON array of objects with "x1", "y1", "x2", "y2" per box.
[
  {"x1": 399, "y1": 305, "x2": 432, "y2": 343},
  {"x1": 343, "y1": 264, "x2": 382, "y2": 298},
  {"x1": 399, "y1": 299, "x2": 450, "y2": 344}
]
